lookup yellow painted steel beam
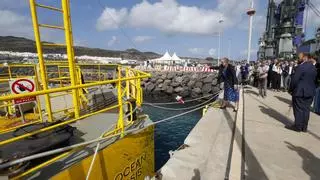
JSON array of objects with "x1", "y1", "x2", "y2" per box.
[
  {"x1": 0, "y1": 75, "x2": 150, "y2": 102},
  {"x1": 0, "y1": 64, "x2": 36, "y2": 67},
  {"x1": 29, "y1": 0, "x2": 53, "y2": 122},
  {"x1": 117, "y1": 67, "x2": 124, "y2": 137},
  {"x1": 38, "y1": 24, "x2": 65, "y2": 30},
  {"x1": 35, "y1": 3, "x2": 63, "y2": 12},
  {"x1": 125, "y1": 68, "x2": 130, "y2": 98},
  {"x1": 8, "y1": 66, "x2": 12, "y2": 79},
  {"x1": 62, "y1": 0, "x2": 80, "y2": 118},
  {"x1": 42, "y1": 42, "x2": 66, "y2": 47},
  {"x1": 34, "y1": 67, "x2": 44, "y2": 123}
]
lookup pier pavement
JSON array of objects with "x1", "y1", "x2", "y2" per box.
[{"x1": 160, "y1": 86, "x2": 320, "y2": 180}]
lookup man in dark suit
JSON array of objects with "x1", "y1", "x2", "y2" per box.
[{"x1": 287, "y1": 53, "x2": 317, "y2": 132}]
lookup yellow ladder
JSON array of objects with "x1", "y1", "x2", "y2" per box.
[{"x1": 29, "y1": 0, "x2": 80, "y2": 122}]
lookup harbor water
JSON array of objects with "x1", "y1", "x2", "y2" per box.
[{"x1": 142, "y1": 101, "x2": 203, "y2": 170}]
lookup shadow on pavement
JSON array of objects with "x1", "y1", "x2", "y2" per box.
[
  {"x1": 245, "y1": 90, "x2": 259, "y2": 96},
  {"x1": 308, "y1": 131, "x2": 320, "y2": 142},
  {"x1": 285, "y1": 141, "x2": 320, "y2": 180},
  {"x1": 191, "y1": 169, "x2": 201, "y2": 180},
  {"x1": 222, "y1": 110, "x2": 269, "y2": 180},
  {"x1": 250, "y1": 93, "x2": 320, "y2": 142},
  {"x1": 259, "y1": 105, "x2": 292, "y2": 126},
  {"x1": 275, "y1": 96, "x2": 292, "y2": 106}
]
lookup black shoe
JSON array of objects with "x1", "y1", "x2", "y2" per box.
[
  {"x1": 220, "y1": 106, "x2": 226, "y2": 109},
  {"x1": 285, "y1": 125, "x2": 302, "y2": 132},
  {"x1": 302, "y1": 127, "x2": 308, "y2": 132}
]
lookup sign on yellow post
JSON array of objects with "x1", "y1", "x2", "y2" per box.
[{"x1": 52, "y1": 126, "x2": 155, "y2": 180}]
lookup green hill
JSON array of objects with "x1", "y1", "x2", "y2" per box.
[{"x1": 0, "y1": 36, "x2": 161, "y2": 61}]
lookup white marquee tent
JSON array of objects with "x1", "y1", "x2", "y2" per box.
[{"x1": 150, "y1": 51, "x2": 185, "y2": 65}]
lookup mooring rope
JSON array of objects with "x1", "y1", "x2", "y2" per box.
[{"x1": 143, "y1": 92, "x2": 219, "y2": 105}]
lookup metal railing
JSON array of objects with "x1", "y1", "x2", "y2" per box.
[{"x1": 0, "y1": 64, "x2": 150, "y2": 146}]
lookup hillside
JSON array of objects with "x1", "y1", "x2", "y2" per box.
[{"x1": 0, "y1": 36, "x2": 161, "y2": 61}]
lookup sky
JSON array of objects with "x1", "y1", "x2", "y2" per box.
[{"x1": 1, "y1": 0, "x2": 320, "y2": 60}]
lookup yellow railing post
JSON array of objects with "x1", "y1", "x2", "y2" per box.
[
  {"x1": 62, "y1": 0, "x2": 80, "y2": 118},
  {"x1": 136, "y1": 72, "x2": 142, "y2": 106},
  {"x1": 34, "y1": 65, "x2": 43, "y2": 123},
  {"x1": 125, "y1": 68, "x2": 130, "y2": 99},
  {"x1": 98, "y1": 65, "x2": 101, "y2": 81},
  {"x1": 58, "y1": 66, "x2": 63, "y2": 87},
  {"x1": 29, "y1": 0, "x2": 53, "y2": 122},
  {"x1": 8, "y1": 66, "x2": 12, "y2": 79},
  {"x1": 117, "y1": 67, "x2": 124, "y2": 136}
]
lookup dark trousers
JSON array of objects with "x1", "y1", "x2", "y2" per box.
[
  {"x1": 284, "y1": 75, "x2": 291, "y2": 91},
  {"x1": 292, "y1": 96, "x2": 314, "y2": 129},
  {"x1": 272, "y1": 73, "x2": 281, "y2": 90},
  {"x1": 267, "y1": 72, "x2": 272, "y2": 88}
]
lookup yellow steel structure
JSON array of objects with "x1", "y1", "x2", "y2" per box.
[
  {"x1": 29, "y1": 0, "x2": 81, "y2": 121},
  {"x1": 29, "y1": 0, "x2": 53, "y2": 122},
  {"x1": 0, "y1": 66, "x2": 150, "y2": 146}
]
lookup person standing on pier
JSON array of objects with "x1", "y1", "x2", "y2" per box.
[
  {"x1": 218, "y1": 58, "x2": 238, "y2": 111},
  {"x1": 257, "y1": 61, "x2": 269, "y2": 98},
  {"x1": 267, "y1": 60, "x2": 273, "y2": 88},
  {"x1": 283, "y1": 61, "x2": 294, "y2": 92},
  {"x1": 272, "y1": 61, "x2": 282, "y2": 91},
  {"x1": 287, "y1": 53, "x2": 317, "y2": 132}
]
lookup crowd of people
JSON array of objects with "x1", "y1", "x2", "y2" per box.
[
  {"x1": 233, "y1": 55, "x2": 320, "y2": 98},
  {"x1": 219, "y1": 53, "x2": 319, "y2": 133}
]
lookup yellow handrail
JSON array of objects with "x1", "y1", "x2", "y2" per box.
[{"x1": 0, "y1": 73, "x2": 149, "y2": 102}]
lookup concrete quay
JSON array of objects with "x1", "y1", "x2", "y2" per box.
[{"x1": 159, "y1": 86, "x2": 320, "y2": 180}]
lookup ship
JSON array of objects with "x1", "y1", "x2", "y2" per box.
[{"x1": 0, "y1": 0, "x2": 155, "y2": 179}]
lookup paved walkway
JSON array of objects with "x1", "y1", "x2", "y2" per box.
[{"x1": 244, "y1": 87, "x2": 320, "y2": 180}]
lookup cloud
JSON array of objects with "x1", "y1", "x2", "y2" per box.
[
  {"x1": 133, "y1": 36, "x2": 154, "y2": 43},
  {"x1": 208, "y1": 48, "x2": 217, "y2": 56},
  {"x1": 0, "y1": 10, "x2": 65, "y2": 43},
  {"x1": 107, "y1": 36, "x2": 118, "y2": 47},
  {"x1": 96, "y1": 8, "x2": 128, "y2": 31},
  {"x1": 188, "y1": 48, "x2": 205, "y2": 54},
  {"x1": 96, "y1": 0, "x2": 252, "y2": 35},
  {"x1": 0, "y1": 10, "x2": 33, "y2": 38}
]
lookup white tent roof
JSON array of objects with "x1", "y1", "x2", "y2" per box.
[
  {"x1": 159, "y1": 51, "x2": 172, "y2": 60},
  {"x1": 171, "y1": 52, "x2": 181, "y2": 61}
]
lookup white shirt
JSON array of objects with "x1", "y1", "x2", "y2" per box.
[
  {"x1": 288, "y1": 66, "x2": 293, "y2": 75},
  {"x1": 272, "y1": 65, "x2": 282, "y2": 74}
]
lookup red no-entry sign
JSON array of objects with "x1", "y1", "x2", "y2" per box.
[{"x1": 9, "y1": 78, "x2": 37, "y2": 105}]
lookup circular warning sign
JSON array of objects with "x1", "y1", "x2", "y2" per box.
[{"x1": 11, "y1": 79, "x2": 35, "y2": 94}]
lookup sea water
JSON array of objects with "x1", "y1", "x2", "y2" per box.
[{"x1": 142, "y1": 102, "x2": 203, "y2": 170}]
